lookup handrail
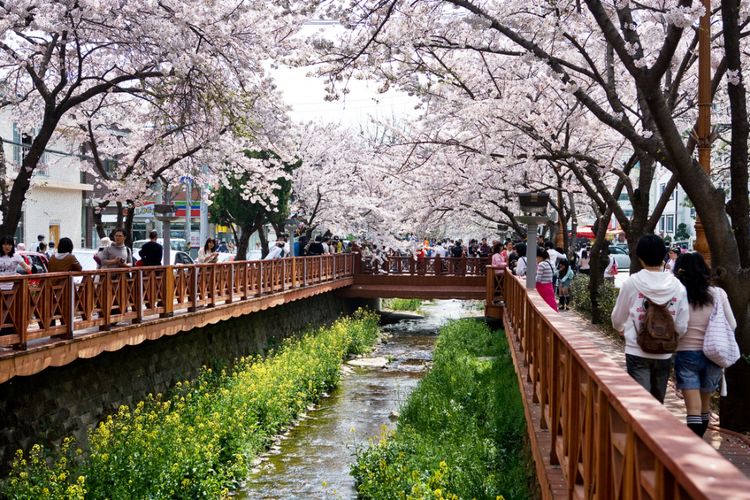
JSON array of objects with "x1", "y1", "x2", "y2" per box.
[
  {"x1": 503, "y1": 272, "x2": 750, "y2": 498},
  {"x1": 354, "y1": 254, "x2": 489, "y2": 276},
  {"x1": 0, "y1": 254, "x2": 355, "y2": 351}
]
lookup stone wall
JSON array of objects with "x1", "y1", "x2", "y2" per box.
[{"x1": 0, "y1": 293, "x2": 366, "y2": 470}]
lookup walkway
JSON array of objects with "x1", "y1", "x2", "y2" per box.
[
  {"x1": 502, "y1": 272, "x2": 750, "y2": 499},
  {"x1": 561, "y1": 310, "x2": 750, "y2": 478}
]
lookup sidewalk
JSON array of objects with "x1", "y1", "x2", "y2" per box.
[{"x1": 560, "y1": 309, "x2": 750, "y2": 478}]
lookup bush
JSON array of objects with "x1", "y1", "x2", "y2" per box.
[
  {"x1": 382, "y1": 298, "x2": 423, "y2": 312},
  {"x1": 2, "y1": 309, "x2": 380, "y2": 499},
  {"x1": 571, "y1": 274, "x2": 619, "y2": 317},
  {"x1": 352, "y1": 319, "x2": 533, "y2": 500}
]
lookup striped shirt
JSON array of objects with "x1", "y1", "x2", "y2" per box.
[{"x1": 536, "y1": 259, "x2": 555, "y2": 284}]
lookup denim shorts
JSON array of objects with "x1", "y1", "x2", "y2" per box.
[{"x1": 674, "y1": 351, "x2": 722, "y2": 392}]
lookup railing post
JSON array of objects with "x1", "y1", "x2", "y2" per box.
[
  {"x1": 13, "y1": 279, "x2": 29, "y2": 349},
  {"x1": 486, "y1": 265, "x2": 494, "y2": 306},
  {"x1": 227, "y1": 264, "x2": 234, "y2": 304},
  {"x1": 134, "y1": 269, "x2": 144, "y2": 323},
  {"x1": 291, "y1": 257, "x2": 297, "y2": 288},
  {"x1": 189, "y1": 267, "x2": 199, "y2": 312},
  {"x1": 281, "y1": 260, "x2": 286, "y2": 291},
  {"x1": 303, "y1": 258, "x2": 308, "y2": 287},
  {"x1": 353, "y1": 252, "x2": 361, "y2": 275},
  {"x1": 162, "y1": 267, "x2": 174, "y2": 317},
  {"x1": 64, "y1": 274, "x2": 75, "y2": 339},
  {"x1": 333, "y1": 255, "x2": 337, "y2": 280},
  {"x1": 319, "y1": 256, "x2": 323, "y2": 283},
  {"x1": 99, "y1": 272, "x2": 112, "y2": 331},
  {"x1": 259, "y1": 261, "x2": 264, "y2": 295}
]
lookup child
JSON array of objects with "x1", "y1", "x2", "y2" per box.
[{"x1": 557, "y1": 258, "x2": 574, "y2": 310}]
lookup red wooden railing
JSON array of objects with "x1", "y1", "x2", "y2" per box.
[
  {"x1": 503, "y1": 272, "x2": 750, "y2": 498},
  {"x1": 356, "y1": 255, "x2": 489, "y2": 276},
  {"x1": 0, "y1": 254, "x2": 354, "y2": 350}
]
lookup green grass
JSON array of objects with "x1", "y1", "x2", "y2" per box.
[
  {"x1": 351, "y1": 319, "x2": 534, "y2": 500},
  {"x1": 2, "y1": 309, "x2": 380, "y2": 499},
  {"x1": 382, "y1": 298, "x2": 423, "y2": 312}
]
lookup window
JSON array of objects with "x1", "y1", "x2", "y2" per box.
[
  {"x1": 12, "y1": 124, "x2": 48, "y2": 176},
  {"x1": 659, "y1": 215, "x2": 665, "y2": 232},
  {"x1": 659, "y1": 182, "x2": 674, "y2": 200},
  {"x1": 666, "y1": 215, "x2": 674, "y2": 233}
]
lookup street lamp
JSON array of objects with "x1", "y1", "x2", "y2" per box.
[
  {"x1": 154, "y1": 204, "x2": 179, "y2": 266},
  {"x1": 516, "y1": 192, "x2": 550, "y2": 289},
  {"x1": 284, "y1": 217, "x2": 299, "y2": 257}
]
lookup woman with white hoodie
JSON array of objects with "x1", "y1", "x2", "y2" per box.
[{"x1": 611, "y1": 234, "x2": 690, "y2": 403}]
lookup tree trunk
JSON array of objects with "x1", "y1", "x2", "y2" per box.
[
  {"x1": 0, "y1": 117, "x2": 59, "y2": 237},
  {"x1": 123, "y1": 201, "x2": 136, "y2": 247},
  {"x1": 589, "y1": 212, "x2": 613, "y2": 324},
  {"x1": 93, "y1": 201, "x2": 110, "y2": 239},
  {"x1": 235, "y1": 225, "x2": 254, "y2": 261},
  {"x1": 258, "y1": 224, "x2": 269, "y2": 258}
]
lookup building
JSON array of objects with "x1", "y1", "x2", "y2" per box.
[{"x1": 0, "y1": 117, "x2": 93, "y2": 249}]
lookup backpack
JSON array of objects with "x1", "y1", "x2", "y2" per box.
[{"x1": 636, "y1": 298, "x2": 678, "y2": 354}]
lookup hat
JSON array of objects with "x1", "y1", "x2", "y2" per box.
[{"x1": 99, "y1": 237, "x2": 111, "y2": 247}]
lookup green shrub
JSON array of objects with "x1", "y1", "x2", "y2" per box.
[
  {"x1": 571, "y1": 274, "x2": 619, "y2": 319},
  {"x1": 352, "y1": 319, "x2": 532, "y2": 500},
  {"x1": 382, "y1": 298, "x2": 423, "y2": 312},
  {"x1": 2, "y1": 309, "x2": 380, "y2": 499}
]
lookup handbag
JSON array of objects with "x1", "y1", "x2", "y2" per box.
[{"x1": 703, "y1": 291, "x2": 740, "y2": 368}]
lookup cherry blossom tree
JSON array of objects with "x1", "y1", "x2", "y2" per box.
[
  {"x1": 298, "y1": 0, "x2": 750, "y2": 429},
  {"x1": 0, "y1": 0, "x2": 308, "y2": 236}
]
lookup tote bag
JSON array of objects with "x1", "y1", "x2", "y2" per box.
[{"x1": 703, "y1": 294, "x2": 740, "y2": 368}]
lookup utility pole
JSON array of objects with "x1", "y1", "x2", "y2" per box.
[{"x1": 693, "y1": 0, "x2": 712, "y2": 264}]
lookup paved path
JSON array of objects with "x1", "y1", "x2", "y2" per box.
[{"x1": 560, "y1": 309, "x2": 750, "y2": 478}]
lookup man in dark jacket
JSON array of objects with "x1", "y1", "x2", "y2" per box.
[{"x1": 139, "y1": 230, "x2": 163, "y2": 266}]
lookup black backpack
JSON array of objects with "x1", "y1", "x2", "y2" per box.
[{"x1": 635, "y1": 298, "x2": 678, "y2": 354}]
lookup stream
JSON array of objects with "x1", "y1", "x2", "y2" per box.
[{"x1": 238, "y1": 299, "x2": 479, "y2": 499}]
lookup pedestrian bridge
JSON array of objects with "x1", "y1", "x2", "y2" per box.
[{"x1": 0, "y1": 253, "x2": 748, "y2": 497}]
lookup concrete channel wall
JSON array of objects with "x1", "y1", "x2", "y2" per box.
[{"x1": 0, "y1": 294, "x2": 378, "y2": 470}]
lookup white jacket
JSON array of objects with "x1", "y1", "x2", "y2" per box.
[{"x1": 611, "y1": 269, "x2": 690, "y2": 359}]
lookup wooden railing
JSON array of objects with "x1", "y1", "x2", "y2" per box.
[
  {"x1": 503, "y1": 273, "x2": 750, "y2": 498},
  {"x1": 0, "y1": 254, "x2": 353, "y2": 351},
  {"x1": 356, "y1": 255, "x2": 489, "y2": 276}
]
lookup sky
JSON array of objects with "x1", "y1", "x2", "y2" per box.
[{"x1": 271, "y1": 22, "x2": 419, "y2": 128}]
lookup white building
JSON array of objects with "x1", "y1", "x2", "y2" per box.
[
  {"x1": 649, "y1": 166, "x2": 695, "y2": 246},
  {"x1": 1, "y1": 117, "x2": 93, "y2": 249}
]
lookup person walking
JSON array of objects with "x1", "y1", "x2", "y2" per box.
[
  {"x1": 578, "y1": 248, "x2": 591, "y2": 275},
  {"x1": 535, "y1": 247, "x2": 558, "y2": 312},
  {"x1": 557, "y1": 258, "x2": 574, "y2": 310},
  {"x1": 611, "y1": 234, "x2": 689, "y2": 403},
  {"x1": 0, "y1": 236, "x2": 30, "y2": 334},
  {"x1": 672, "y1": 252, "x2": 736, "y2": 437},
  {"x1": 139, "y1": 230, "x2": 163, "y2": 266},
  {"x1": 100, "y1": 228, "x2": 133, "y2": 268},
  {"x1": 47, "y1": 237, "x2": 83, "y2": 272}
]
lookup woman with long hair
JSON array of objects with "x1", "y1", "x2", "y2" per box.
[
  {"x1": 197, "y1": 238, "x2": 219, "y2": 263},
  {"x1": 0, "y1": 236, "x2": 30, "y2": 291},
  {"x1": 672, "y1": 252, "x2": 736, "y2": 437}
]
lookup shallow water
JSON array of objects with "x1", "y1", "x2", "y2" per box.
[{"x1": 238, "y1": 299, "x2": 479, "y2": 499}]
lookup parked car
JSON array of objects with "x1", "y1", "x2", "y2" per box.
[
  {"x1": 608, "y1": 245, "x2": 631, "y2": 271},
  {"x1": 132, "y1": 238, "x2": 190, "y2": 266},
  {"x1": 73, "y1": 249, "x2": 99, "y2": 271}
]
